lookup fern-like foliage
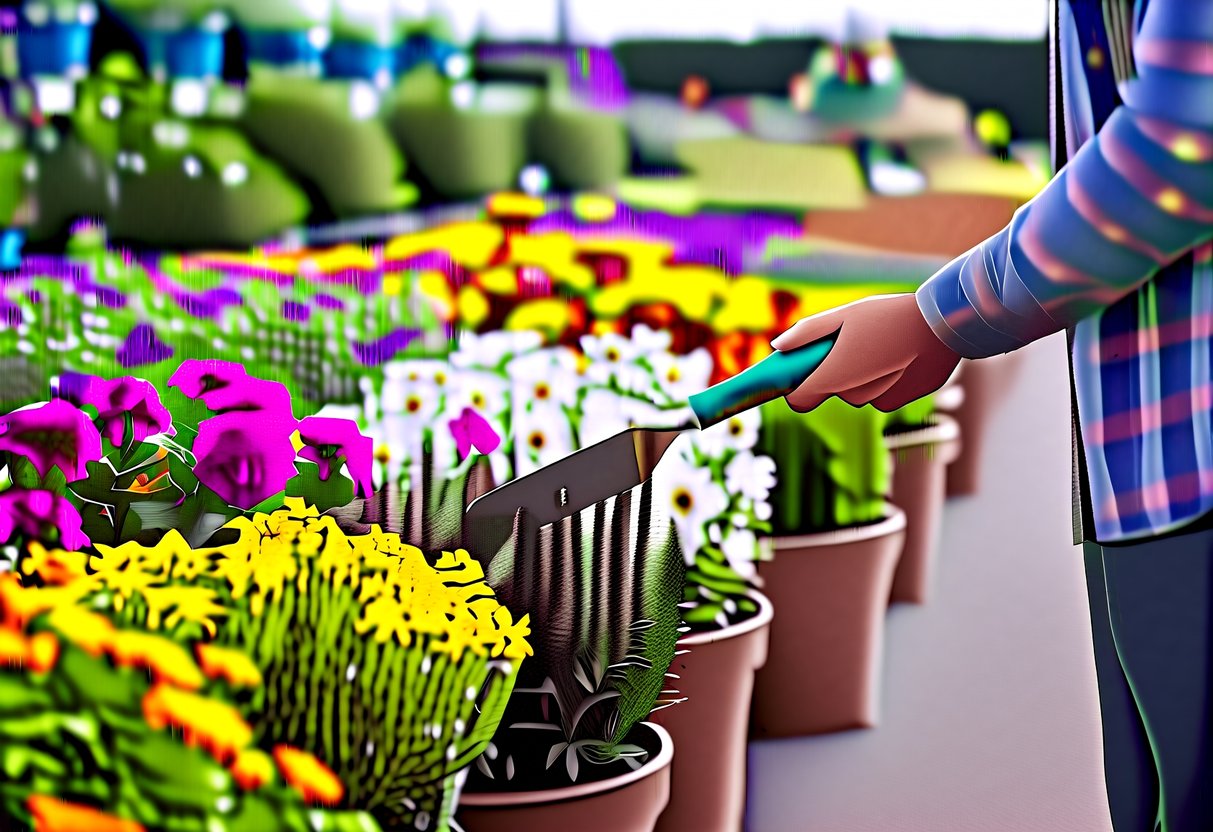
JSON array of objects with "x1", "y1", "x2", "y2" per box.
[{"x1": 474, "y1": 479, "x2": 686, "y2": 784}]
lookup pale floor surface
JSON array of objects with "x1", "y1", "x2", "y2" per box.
[{"x1": 746, "y1": 333, "x2": 1115, "y2": 832}]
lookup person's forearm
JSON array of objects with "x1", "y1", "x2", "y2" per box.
[{"x1": 917, "y1": 0, "x2": 1213, "y2": 359}]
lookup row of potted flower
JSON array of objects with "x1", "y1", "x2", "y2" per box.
[{"x1": 0, "y1": 339, "x2": 968, "y2": 832}]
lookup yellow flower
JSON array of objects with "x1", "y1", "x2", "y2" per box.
[
  {"x1": 46, "y1": 606, "x2": 116, "y2": 657},
  {"x1": 273, "y1": 745, "x2": 345, "y2": 806},
  {"x1": 111, "y1": 631, "x2": 205, "y2": 691},
  {"x1": 141, "y1": 585, "x2": 227, "y2": 638},
  {"x1": 21, "y1": 541, "x2": 88, "y2": 585},
  {"x1": 197, "y1": 643, "x2": 263, "y2": 689},
  {"x1": 142, "y1": 683, "x2": 252, "y2": 765},
  {"x1": 88, "y1": 541, "x2": 160, "y2": 612},
  {"x1": 230, "y1": 748, "x2": 276, "y2": 791},
  {"x1": 488, "y1": 607, "x2": 533, "y2": 661}
]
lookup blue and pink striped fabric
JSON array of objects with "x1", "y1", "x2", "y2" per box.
[{"x1": 916, "y1": 0, "x2": 1213, "y2": 542}]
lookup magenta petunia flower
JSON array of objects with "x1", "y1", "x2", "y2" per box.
[
  {"x1": 448, "y1": 407, "x2": 502, "y2": 460},
  {"x1": 56, "y1": 372, "x2": 172, "y2": 446},
  {"x1": 167, "y1": 359, "x2": 293, "y2": 416},
  {"x1": 0, "y1": 400, "x2": 103, "y2": 483},
  {"x1": 191, "y1": 411, "x2": 300, "y2": 511},
  {"x1": 297, "y1": 416, "x2": 374, "y2": 499},
  {"x1": 0, "y1": 489, "x2": 90, "y2": 550}
]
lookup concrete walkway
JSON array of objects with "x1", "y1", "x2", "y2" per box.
[{"x1": 746, "y1": 333, "x2": 1114, "y2": 832}]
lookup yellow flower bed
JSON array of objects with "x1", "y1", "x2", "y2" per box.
[{"x1": 27, "y1": 498, "x2": 532, "y2": 662}]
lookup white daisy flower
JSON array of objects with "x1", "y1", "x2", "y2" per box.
[
  {"x1": 448, "y1": 369, "x2": 510, "y2": 419},
  {"x1": 653, "y1": 446, "x2": 730, "y2": 564},
  {"x1": 576, "y1": 388, "x2": 635, "y2": 447},
  {"x1": 579, "y1": 332, "x2": 650, "y2": 392},
  {"x1": 648, "y1": 347, "x2": 713, "y2": 405},
  {"x1": 452, "y1": 330, "x2": 543, "y2": 371},
  {"x1": 513, "y1": 402, "x2": 576, "y2": 477},
  {"x1": 384, "y1": 358, "x2": 454, "y2": 390},
  {"x1": 725, "y1": 450, "x2": 777, "y2": 505},
  {"x1": 381, "y1": 375, "x2": 442, "y2": 419},
  {"x1": 693, "y1": 408, "x2": 761, "y2": 456},
  {"x1": 630, "y1": 323, "x2": 673, "y2": 356},
  {"x1": 720, "y1": 526, "x2": 759, "y2": 580},
  {"x1": 507, "y1": 347, "x2": 583, "y2": 410}
]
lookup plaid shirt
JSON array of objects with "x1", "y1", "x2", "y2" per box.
[{"x1": 916, "y1": 0, "x2": 1213, "y2": 543}]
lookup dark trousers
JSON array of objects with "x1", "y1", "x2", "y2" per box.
[{"x1": 1084, "y1": 529, "x2": 1213, "y2": 832}]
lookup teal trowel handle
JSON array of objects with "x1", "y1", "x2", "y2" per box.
[{"x1": 688, "y1": 336, "x2": 835, "y2": 429}]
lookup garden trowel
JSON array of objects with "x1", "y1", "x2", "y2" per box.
[{"x1": 463, "y1": 335, "x2": 835, "y2": 553}]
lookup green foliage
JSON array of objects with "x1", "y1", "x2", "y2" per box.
[
  {"x1": 885, "y1": 394, "x2": 936, "y2": 433},
  {"x1": 474, "y1": 480, "x2": 685, "y2": 786},
  {"x1": 759, "y1": 397, "x2": 891, "y2": 534},
  {"x1": 0, "y1": 633, "x2": 381, "y2": 832}
]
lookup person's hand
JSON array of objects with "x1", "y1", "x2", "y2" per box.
[{"x1": 772, "y1": 293, "x2": 963, "y2": 413}]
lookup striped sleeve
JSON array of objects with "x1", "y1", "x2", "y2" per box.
[{"x1": 916, "y1": 0, "x2": 1213, "y2": 359}]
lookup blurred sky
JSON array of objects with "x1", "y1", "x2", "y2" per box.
[{"x1": 443, "y1": 0, "x2": 1050, "y2": 44}]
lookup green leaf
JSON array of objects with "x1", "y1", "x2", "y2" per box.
[
  {"x1": 39, "y1": 465, "x2": 68, "y2": 496},
  {"x1": 9, "y1": 457, "x2": 42, "y2": 491},
  {"x1": 285, "y1": 461, "x2": 354, "y2": 515}
]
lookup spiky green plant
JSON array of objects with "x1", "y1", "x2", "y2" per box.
[
  {"x1": 759, "y1": 397, "x2": 892, "y2": 534},
  {"x1": 470, "y1": 479, "x2": 686, "y2": 786}
]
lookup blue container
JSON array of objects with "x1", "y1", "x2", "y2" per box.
[
  {"x1": 245, "y1": 29, "x2": 325, "y2": 69},
  {"x1": 0, "y1": 229, "x2": 25, "y2": 272},
  {"x1": 17, "y1": 21, "x2": 93, "y2": 78},
  {"x1": 135, "y1": 26, "x2": 225, "y2": 79},
  {"x1": 167, "y1": 27, "x2": 225, "y2": 79},
  {"x1": 324, "y1": 40, "x2": 395, "y2": 81}
]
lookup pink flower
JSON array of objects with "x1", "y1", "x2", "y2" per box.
[
  {"x1": 57, "y1": 372, "x2": 172, "y2": 446},
  {"x1": 169, "y1": 360, "x2": 300, "y2": 511},
  {"x1": 167, "y1": 360, "x2": 293, "y2": 415},
  {"x1": 192, "y1": 411, "x2": 299, "y2": 511},
  {"x1": 0, "y1": 400, "x2": 103, "y2": 483},
  {"x1": 0, "y1": 489, "x2": 90, "y2": 550},
  {"x1": 448, "y1": 407, "x2": 502, "y2": 461},
  {"x1": 297, "y1": 417, "x2": 373, "y2": 499}
]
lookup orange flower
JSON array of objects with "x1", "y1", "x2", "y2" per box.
[
  {"x1": 196, "y1": 644, "x2": 262, "y2": 689},
  {"x1": 27, "y1": 795, "x2": 144, "y2": 832},
  {"x1": 27, "y1": 632, "x2": 59, "y2": 674},
  {"x1": 21, "y1": 542, "x2": 89, "y2": 585},
  {"x1": 110, "y1": 631, "x2": 205, "y2": 691},
  {"x1": 230, "y1": 749, "x2": 276, "y2": 791},
  {"x1": 142, "y1": 683, "x2": 253, "y2": 765},
  {"x1": 0, "y1": 629, "x2": 29, "y2": 668},
  {"x1": 273, "y1": 745, "x2": 345, "y2": 806},
  {"x1": 0, "y1": 574, "x2": 89, "y2": 630}
]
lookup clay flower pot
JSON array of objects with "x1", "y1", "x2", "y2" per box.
[
  {"x1": 940, "y1": 353, "x2": 1024, "y2": 496},
  {"x1": 652, "y1": 591, "x2": 773, "y2": 832},
  {"x1": 751, "y1": 510, "x2": 906, "y2": 738},
  {"x1": 456, "y1": 722, "x2": 673, "y2": 832},
  {"x1": 884, "y1": 414, "x2": 962, "y2": 605}
]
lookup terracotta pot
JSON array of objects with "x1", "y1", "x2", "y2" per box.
[
  {"x1": 751, "y1": 510, "x2": 906, "y2": 738},
  {"x1": 652, "y1": 591, "x2": 772, "y2": 832},
  {"x1": 456, "y1": 722, "x2": 673, "y2": 832},
  {"x1": 885, "y1": 414, "x2": 962, "y2": 605},
  {"x1": 941, "y1": 353, "x2": 1025, "y2": 496}
]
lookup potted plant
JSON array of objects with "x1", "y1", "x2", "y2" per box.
[
  {"x1": 648, "y1": 404, "x2": 775, "y2": 832},
  {"x1": 432, "y1": 327, "x2": 689, "y2": 831},
  {"x1": 938, "y1": 355, "x2": 1026, "y2": 496},
  {"x1": 5, "y1": 364, "x2": 534, "y2": 831},
  {"x1": 883, "y1": 394, "x2": 961, "y2": 605},
  {"x1": 752, "y1": 396, "x2": 906, "y2": 737}
]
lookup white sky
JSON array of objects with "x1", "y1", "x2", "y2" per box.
[{"x1": 451, "y1": 1, "x2": 1050, "y2": 44}]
